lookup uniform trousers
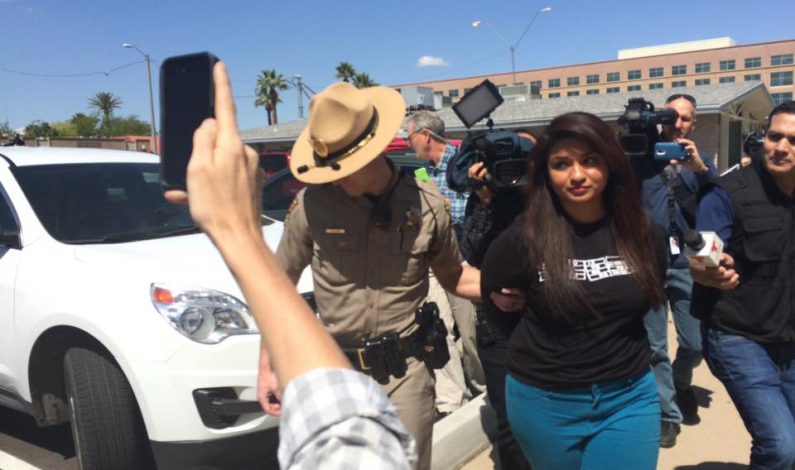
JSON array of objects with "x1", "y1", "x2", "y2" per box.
[
  {"x1": 427, "y1": 272, "x2": 486, "y2": 413},
  {"x1": 383, "y1": 356, "x2": 435, "y2": 470}
]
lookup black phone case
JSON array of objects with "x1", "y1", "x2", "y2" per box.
[{"x1": 159, "y1": 52, "x2": 219, "y2": 191}]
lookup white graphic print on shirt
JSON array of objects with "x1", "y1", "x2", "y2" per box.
[{"x1": 538, "y1": 256, "x2": 632, "y2": 283}]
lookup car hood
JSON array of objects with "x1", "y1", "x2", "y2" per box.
[{"x1": 70, "y1": 221, "x2": 314, "y2": 296}]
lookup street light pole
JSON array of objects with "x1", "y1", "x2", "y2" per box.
[
  {"x1": 123, "y1": 43, "x2": 158, "y2": 153},
  {"x1": 473, "y1": 6, "x2": 552, "y2": 85}
]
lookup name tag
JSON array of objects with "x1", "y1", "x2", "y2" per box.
[
  {"x1": 325, "y1": 228, "x2": 346, "y2": 235},
  {"x1": 669, "y1": 236, "x2": 680, "y2": 256}
]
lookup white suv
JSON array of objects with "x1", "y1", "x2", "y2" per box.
[{"x1": 0, "y1": 147, "x2": 312, "y2": 469}]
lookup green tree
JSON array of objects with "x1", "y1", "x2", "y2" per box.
[
  {"x1": 103, "y1": 115, "x2": 151, "y2": 136},
  {"x1": 335, "y1": 61, "x2": 357, "y2": 82},
  {"x1": 51, "y1": 120, "x2": 77, "y2": 136},
  {"x1": 24, "y1": 120, "x2": 58, "y2": 138},
  {"x1": 255, "y1": 69, "x2": 290, "y2": 126},
  {"x1": 88, "y1": 91, "x2": 123, "y2": 129},
  {"x1": 0, "y1": 122, "x2": 12, "y2": 136},
  {"x1": 70, "y1": 113, "x2": 100, "y2": 137},
  {"x1": 352, "y1": 72, "x2": 378, "y2": 89}
]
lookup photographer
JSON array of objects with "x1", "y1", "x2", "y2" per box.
[
  {"x1": 630, "y1": 93, "x2": 717, "y2": 446},
  {"x1": 446, "y1": 129, "x2": 534, "y2": 470},
  {"x1": 406, "y1": 110, "x2": 486, "y2": 419}
]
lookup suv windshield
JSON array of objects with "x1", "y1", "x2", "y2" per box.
[{"x1": 15, "y1": 163, "x2": 199, "y2": 244}]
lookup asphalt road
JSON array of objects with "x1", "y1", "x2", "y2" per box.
[{"x1": 0, "y1": 407, "x2": 281, "y2": 470}]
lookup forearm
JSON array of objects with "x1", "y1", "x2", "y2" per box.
[
  {"x1": 435, "y1": 264, "x2": 481, "y2": 302},
  {"x1": 219, "y1": 229, "x2": 350, "y2": 386}
]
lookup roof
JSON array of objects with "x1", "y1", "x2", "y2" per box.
[
  {"x1": 0, "y1": 146, "x2": 157, "y2": 167},
  {"x1": 242, "y1": 82, "x2": 773, "y2": 144}
]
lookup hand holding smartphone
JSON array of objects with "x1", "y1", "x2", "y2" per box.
[
  {"x1": 654, "y1": 141, "x2": 689, "y2": 162},
  {"x1": 159, "y1": 52, "x2": 219, "y2": 190}
]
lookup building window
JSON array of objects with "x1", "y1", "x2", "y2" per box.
[
  {"x1": 649, "y1": 67, "x2": 664, "y2": 78},
  {"x1": 719, "y1": 76, "x2": 735, "y2": 84},
  {"x1": 695, "y1": 78, "x2": 711, "y2": 86},
  {"x1": 771, "y1": 92, "x2": 794, "y2": 105},
  {"x1": 771, "y1": 54, "x2": 794, "y2": 66},
  {"x1": 672, "y1": 65, "x2": 687, "y2": 76},
  {"x1": 586, "y1": 89, "x2": 599, "y2": 95},
  {"x1": 606, "y1": 72, "x2": 620, "y2": 82},
  {"x1": 671, "y1": 80, "x2": 686, "y2": 88},
  {"x1": 548, "y1": 78, "x2": 560, "y2": 88},
  {"x1": 463, "y1": 88, "x2": 472, "y2": 95},
  {"x1": 771, "y1": 71, "x2": 794, "y2": 87},
  {"x1": 606, "y1": 87, "x2": 620, "y2": 94},
  {"x1": 649, "y1": 83, "x2": 663, "y2": 90},
  {"x1": 567, "y1": 91, "x2": 580, "y2": 97},
  {"x1": 628, "y1": 69, "x2": 641, "y2": 80},
  {"x1": 695, "y1": 62, "x2": 711, "y2": 73},
  {"x1": 567, "y1": 76, "x2": 580, "y2": 86},
  {"x1": 744, "y1": 74, "x2": 761, "y2": 82},
  {"x1": 434, "y1": 91, "x2": 444, "y2": 97},
  {"x1": 548, "y1": 92, "x2": 561, "y2": 98},
  {"x1": 719, "y1": 60, "x2": 736, "y2": 71},
  {"x1": 448, "y1": 89, "x2": 459, "y2": 98},
  {"x1": 627, "y1": 85, "x2": 641, "y2": 92},
  {"x1": 530, "y1": 80, "x2": 542, "y2": 90},
  {"x1": 586, "y1": 74, "x2": 599, "y2": 84},
  {"x1": 745, "y1": 57, "x2": 761, "y2": 68}
]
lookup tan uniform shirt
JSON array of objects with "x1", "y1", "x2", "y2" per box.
[{"x1": 277, "y1": 166, "x2": 462, "y2": 348}]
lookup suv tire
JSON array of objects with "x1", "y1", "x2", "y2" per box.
[{"x1": 64, "y1": 346, "x2": 154, "y2": 469}]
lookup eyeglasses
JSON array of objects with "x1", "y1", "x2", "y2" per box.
[
  {"x1": 407, "y1": 127, "x2": 447, "y2": 143},
  {"x1": 665, "y1": 94, "x2": 697, "y2": 106}
]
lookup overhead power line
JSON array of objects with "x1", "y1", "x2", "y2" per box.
[{"x1": 0, "y1": 60, "x2": 146, "y2": 78}]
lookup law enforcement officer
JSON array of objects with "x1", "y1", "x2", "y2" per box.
[{"x1": 262, "y1": 82, "x2": 515, "y2": 470}]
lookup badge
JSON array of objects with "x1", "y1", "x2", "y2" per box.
[
  {"x1": 325, "y1": 228, "x2": 346, "y2": 234},
  {"x1": 284, "y1": 198, "x2": 299, "y2": 225},
  {"x1": 669, "y1": 236, "x2": 680, "y2": 256},
  {"x1": 443, "y1": 198, "x2": 451, "y2": 215}
]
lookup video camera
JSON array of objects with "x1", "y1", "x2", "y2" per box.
[
  {"x1": 617, "y1": 97, "x2": 678, "y2": 158},
  {"x1": 743, "y1": 130, "x2": 765, "y2": 160},
  {"x1": 450, "y1": 80, "x2": 529, "y2": 190}
]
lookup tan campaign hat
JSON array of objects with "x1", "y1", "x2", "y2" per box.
[{"x1": 290, "y1": 82, "x2": 405, "y2": 184}]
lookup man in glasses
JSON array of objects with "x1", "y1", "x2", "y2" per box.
[
  {"x1": 633, "y1": 92, "x2": 717, "y2": 447},
  {"x1": 690, "y1": 100, "x2": 795, "y2": 468},
  {"x1": 405, "y1": 110, "x2": 486, "y2": 420}
]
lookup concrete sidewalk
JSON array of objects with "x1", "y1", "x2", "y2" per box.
[{"x1": 459, "y1": 318, "x2": 752, "y2": 469}]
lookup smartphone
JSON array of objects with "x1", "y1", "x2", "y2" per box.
[
  {"x1": 159, "y1": 52, "x2": 219, "y2": 190},
  {"x1": 654, "y1": 142, "x2": 689, "y2": 161}
]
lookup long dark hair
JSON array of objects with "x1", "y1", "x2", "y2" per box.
[{"x1": 523, "y1": 112, "x2": 665, "y2": 319}]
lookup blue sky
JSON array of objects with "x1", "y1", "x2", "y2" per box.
[{"x1": 1, "y1": 0, "x2": 793, "y2": 132}]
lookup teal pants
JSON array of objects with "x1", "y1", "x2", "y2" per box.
[{"x1": 505, "y1": 370, "x2": 660, "y2": 470}]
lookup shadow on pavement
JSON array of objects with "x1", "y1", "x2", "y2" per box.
[
  {"x1": 0, "y1": 406, "x2": 76, "y2": 469},
  {"x1": 692, "y1": 384, "x2": 714, "y2": 409},
  {"x1": 675, "y1": 463, "x2": 747, "y2": 469}
]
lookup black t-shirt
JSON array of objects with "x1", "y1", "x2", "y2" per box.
[{"x1": 480, "y1": 217, "x2": 666, "y2": 390}]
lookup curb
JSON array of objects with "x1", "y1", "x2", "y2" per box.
[{"x1": 432, "y1": 393, "x2": 496, "y2": 470}]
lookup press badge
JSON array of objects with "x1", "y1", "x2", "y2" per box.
[{"x1": 669, "y1": 236, "x2": 680, "y2": 255}]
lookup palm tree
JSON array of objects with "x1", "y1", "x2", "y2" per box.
[
  {"x1": 255, "y1": 69, "x2": 290, "y2": 125},
  {"x1": 88, "y1": 92, "x2": 123, "y2": 123},
  {"x1": 335, "y1": 62, "x2": 356, "y2": 83},
  {"x1": 352, "y1": 72, "x2": 378, "y2": 89}
]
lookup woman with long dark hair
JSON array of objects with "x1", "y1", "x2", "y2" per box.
[{"x1": 480, "y1": 112, "x2": 667, "y2": 469}]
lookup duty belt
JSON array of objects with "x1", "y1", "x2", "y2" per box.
[{"x1": 341, "y1": 331, "x2": 421, "y2": 384}]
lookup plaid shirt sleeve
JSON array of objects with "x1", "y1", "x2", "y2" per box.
[
  {"x1": 278, "y1": 368, "x2": 416, "y2": 469},
  {"x1": 428, "y1": 144, "x2": 470, "y2": 227}
]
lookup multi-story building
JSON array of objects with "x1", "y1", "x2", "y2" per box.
[{"x1": 393, "y1": 37, "x2": 794, "y2": 106}]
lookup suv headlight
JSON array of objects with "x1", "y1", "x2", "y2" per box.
[{"x1": 150, "y1": 284, "x2": 256, "y2": 344}]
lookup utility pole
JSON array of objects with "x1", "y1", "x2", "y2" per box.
[{"x1": 295, "y1": 74, "x2": 304, "y2": 119}]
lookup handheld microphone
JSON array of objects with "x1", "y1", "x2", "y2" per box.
[{"x1": 683, "y1": 230, "x2": 724, "y2": 268}]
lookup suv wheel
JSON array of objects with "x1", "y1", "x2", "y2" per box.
[{"x1": 64, "y1": 347, "x2": 154, "y2": 469}]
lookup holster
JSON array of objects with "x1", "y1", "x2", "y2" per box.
[{"x1": 415, "y1": 302, "x2": 451, "y2": 369}]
